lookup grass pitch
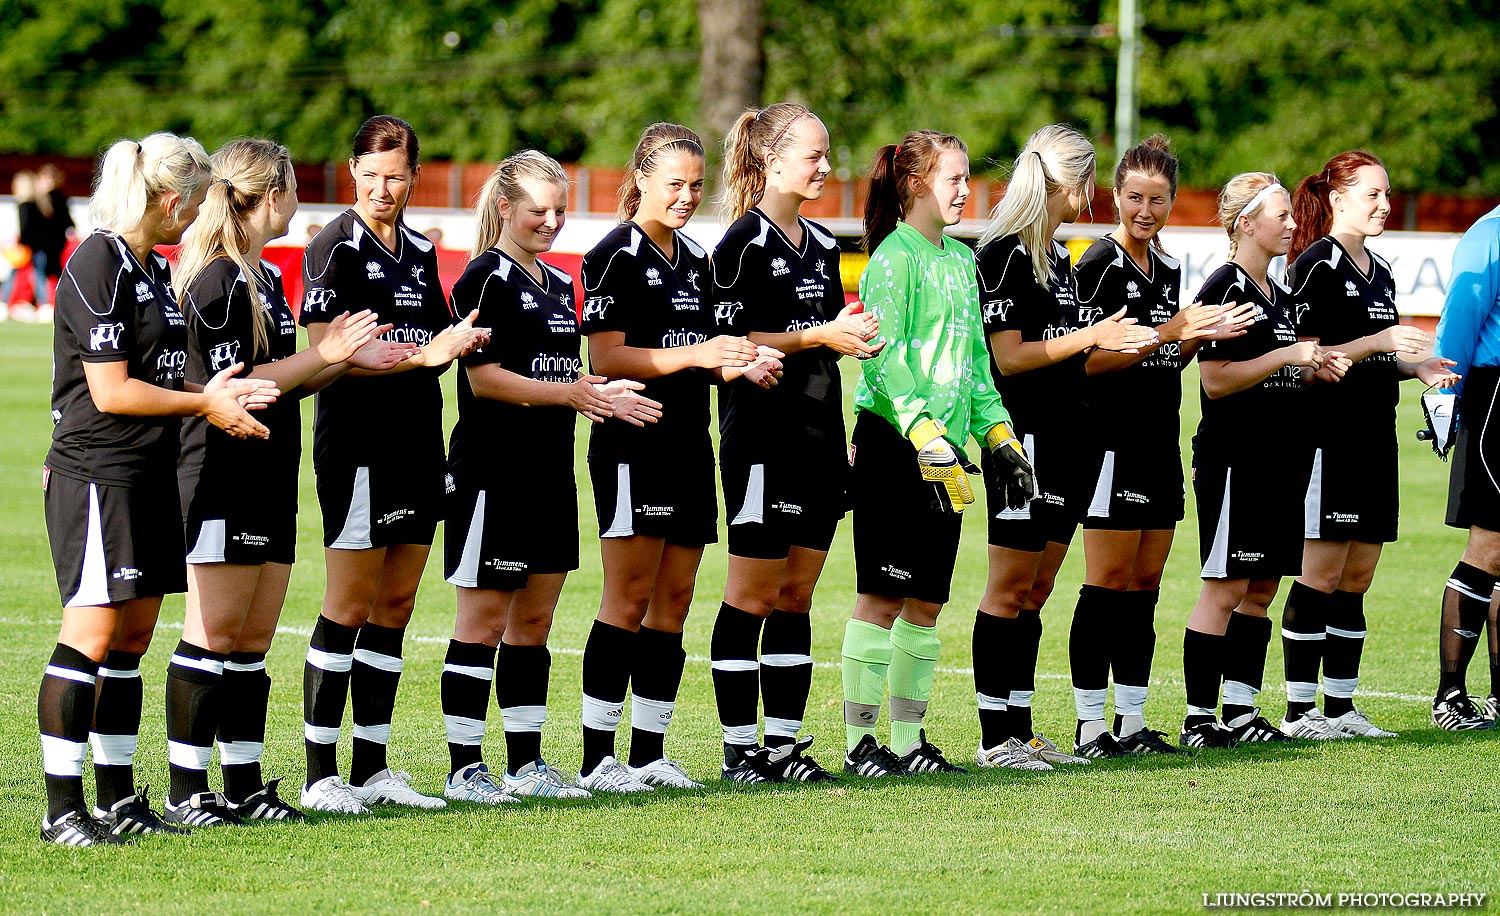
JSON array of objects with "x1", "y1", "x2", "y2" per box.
[{"x1": 0, "y1": 321, "x2": 1495, "y2": 915}]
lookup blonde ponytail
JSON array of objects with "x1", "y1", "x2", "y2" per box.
[
  {"x1": 978, "y1": 124, "x2": 1096, "y2": 290},
  {"x1": 90, "y1": 132, "x2": 210, "y2": 233},
  {"x1": 719, "y1": 103, "x2": 815, "y2": 223},
  {"x1": 470, "y1": 150, "x2": 569, "y2": 258}
]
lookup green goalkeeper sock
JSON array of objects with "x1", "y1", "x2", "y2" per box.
[
  {"x1": 888, "y1": 617, "x2": 941, "y2": 755},
  {"x1": 842, "y1": 618, "x2": 893, "y2": 750}
]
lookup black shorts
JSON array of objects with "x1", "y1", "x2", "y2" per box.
[
  {"x1": 588, "y1": 447, "x2": 718, "y2": 547},
  {"x1": 444, "y1": 474, "x2": 580, "y2": 590},
  {"x1": 721, "y1": 455, "x2": 845, "y2": 559},
  {"x1": 850, "y1": 411, "x2": 963, "y2": 604},
  {"x1": 1448, "y1": 367, "x2": 1500, "y2": 532},
  {"x1": 1194, "y1": 451, "x2": 1311, "y2": 579},
  {"x1": 185, "y1": 509, "x2": 296, "y2": 566},
  {"x1": 1083, "y1": 443, "x2": 1186, "y2": 531},
  {"x1": 1304, "y1": 432, "x2": 1398, "y2": 543},
  {"x1": 315, "y1": 461, "x2": 443, "y2": 550},
  {"x1": 44, "y1": 467, "x2": 187, "y2": 606},
  {"x1": 985, "y1": 427, "x2": 1094, "y2": 552}
]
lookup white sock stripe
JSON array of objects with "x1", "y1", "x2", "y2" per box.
[
  {"x1": 352, "y1": 723, "x2": 392, "y2": 744},
  {"x1": 581, "y1": 694, "x2": 624, "y2": 732},
  {"x1": 1325, "y1": 626, "x2": 1367, "y2": 640},
  {"x1": 1280, "y1": 628, "x2": 1327, "y2": 641},
  {"x1": 223, "y1": 659, "x2": 266, "y2": 673},
  {"x1": 44, "y1": 664, "x2": 96, "y2": 685},
  {"x1": 40, "y1": 735, "x2": 87, "y2": 775},
  {"x1": 722, "y1": 723, "x2": 759, "y2": 745},
  {"x1": 167, "y1": 739, "x2": 213, "y2": 769},
  {"x1": 304, "y1": 723, "x2": 341, "y2": 744},
  {"x1": 353, "y1": 648, "x2": 404, "y2": 673},
  {"x1": 976, "y1": 691, "x2": 1009, "y2": 711},
  {"x1": 1286, "y1": 680, "x2": 1320, "y2": 703},
  {"x1": 763, "y1": 717, "x2": 801, "y2": 737},
  {"x1": 170, "y1": 653, "x2": 225, "y2": 675},
  {"x1": 443, "y1": 714, "x2": 487, "y2": 745},
  {"x1": 88, "y1": 732, "x2": 138, "y2": 765},
  {"x1": 96, "y1": 666, "x2": 140, "y2": 679},
  {"x1": 500, "y1": 704, "x2": 547, "y2": 732},
  {"x1": 1222, "y1": 680, "x2": 1258, "y2": 707},
  {"x1": 710, "y1": 659, "x2": 759, "y2": 672},
  {"x1": 1447, "y1": 578, "x2": 1489, "y2": 602},
  {"x1": 305, "y1": 648, "x2": 353, "y2": 673},
  {"x1": 1186, "y1": 704, "x2": 1218, "y2": 718},
  {"x1": 1008, "y1": 690, "x2": 1034, "y2": 708},
  {"x1": 442, "y1": 662, "x2": 494, "y2": 681},
  {"x1": 631, "y1": 694, "x2": 675, "y2": 733},
  {"x1": 1322, "y1": 676, "x2": 1359, "y2": 698},
  {"x1": 760, "y1": 653, "x2": 814, "y2": 667},
  {"x1": 216, "y1": 740, "x2": 264, "y2": 765},
  {"x1": 1073, "y1": 687, "x2": 1108, "y2": 719}
]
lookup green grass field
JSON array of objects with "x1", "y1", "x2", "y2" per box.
[{"x1": 0, "y1": 320, "x2": 1494, "y2": 915}]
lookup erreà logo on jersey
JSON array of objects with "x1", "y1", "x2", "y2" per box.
[
  {"x1": 714, "y1": 301, "x2": 743, "y2": 325},
  {"x1": 1345, "y1": 280, "x2": 1359, "y2": 296},
  {"x1": 209, "y1": 340, "x2": 241, "y2": 372},
  {"x1": 366, "y1": 260, "x2": 384, "y2": 279},
  {"x1": 583, "y1": 296, "x2": 612, "y2": 322},
  {"x1": 520, "y1": 291, "x2": 538, "y2": 310},
  {"x1": 89, "y1": 322, "x2": 125, "y2": 351},
  {"x1": 134, "y1": 280, "x2": 153, "y2": 302},
  {"x1": 982, "y1": 298, "x2": 1013, "y2": 322},
  {"x1": 304, "y1": 288, "x2": 336, "y2": 311},
  {"x1": 645, "y1": 267, "x2": 662, "y2": 286},
  {"x1": 771, "y1": 257, "x2": 789, "y2": 277},
  {"x1": 1125, "y1": 280, "x2": 1140, "y2": 298}
]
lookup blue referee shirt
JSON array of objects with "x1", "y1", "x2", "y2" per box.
[{"x1": 1436, "y1": 204, "x2": 1500, "y2": 393}]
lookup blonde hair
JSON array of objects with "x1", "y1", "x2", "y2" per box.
[
  {"x1": 861, "y1": 130, "x2": 967, "y2": 254},
  {"x1": 90, "y1": 132, "x2": 210, "y2": 233},
  {"x1": 471, "y1": 150, "x2": 569, "y2": 258},
  {"x1": 617, "y1": 122, "x2": 704, "y2": 221},
  {"x1": 978, "y1": 124, "x2": 1096, "y2": 290},
  {"x1": 175, "y1": 138, "x2": 294, "y2": 357},
  {"x1": 10, "y1": 170, "x2": 34, "y2": 203},
  {"x1": 1217, "y1": 171, "x2": 1280, "y2": 259},
  {"x1": 720, "y1": 102, "x2": 817, "y2": 223}
]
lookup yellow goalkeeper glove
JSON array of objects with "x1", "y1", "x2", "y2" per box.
[{"x1": 908, "y1": 418, "x2": 974, "y2": 513}]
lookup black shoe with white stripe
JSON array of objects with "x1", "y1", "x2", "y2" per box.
[
  {"x1": 41, "y1": 810, "x2": 125, "y2": 847},
  {"x1": 1180, "y1": 721, "x2": 1237, "y2": 749},
  {"x1": 232, "y1": 778, "x2": 305, "y2": 821},
  {"x1": 721, "y1": 745, "x2": 783, "y2": 784},
  {"x1": 844, "y1": 734, "x2": 905, "y2": 778},
  {"x1": 94, "y1": 785, "x2": 189, "y2": 837},
  {"x1": 1075, "y1": 732, "x2": 1129, "y2": 759},
  {"x1": 897, "y1": 730, "x2": 968, "y2": 775},
  {"x1": 1225, "y1": 710, "x2": 1293, "y2": 744},
  {"x1": 1118, "y1": 728, "x2": 1189, "y2": 755},
  {"x1": 164, "y1": 791, "x2": 246, "y2": 828},
  {"x1": 767, "y1": 736, "x2": 837, "y2": 783},
  {"x1": 1432, "y1": 687, "x2": 1497, "y2": 731}
]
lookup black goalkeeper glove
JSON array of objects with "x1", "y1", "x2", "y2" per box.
[{"x1": 985, "y1": 421, "x2": 1037, "y2": 510}]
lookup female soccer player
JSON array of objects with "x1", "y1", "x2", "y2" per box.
[
  {"x1": 441, "y1": 150, "x2": 659, "y2": 803},
  {"x1": 1070, "y1": 135, "x2": 1251, "y2": 754},
  {"x1": 839, "y1": 129, "x2": 1035, "y2": 778},
  {"x1": 972, "y1": 124, "x2": 1158, "y2": 766},
  {"x1": 709, "y1": 103, "x2": 880, "y2": 783},
  {"x1": 167, "y1": 139, "x2": 414, "y2": 827},
  {"x1": 1181, "y1": 172, "x2": 1349, "y2": 748},
  {"x1": 578, "y1": 122, "x2": 780, "y2": 793},
  {"x1": 1280, "y1": 151, "x2": 1458, "y2": 738},
  {"x1": 298, "y1": 116, "x2": 490, "y2": 813},
  {"x1": 38, "y1": 132, "x2": 277, "y2": 845}
]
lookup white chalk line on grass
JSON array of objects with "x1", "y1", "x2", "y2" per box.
[{"x1": 0, "y1": 616, "x2": 1436, "y2": 705}]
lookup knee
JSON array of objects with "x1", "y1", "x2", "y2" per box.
[
  {"x1": 111, "y1": 623, "x2": 155, "y2": 655},
  {"x1": 1090, "y1": 564, "x2": 1135, "y2": 592},
  {"x1": 776, "y1": 580, "x2": 816, "y2": 614},
  {"x1": 1130, "y1": 571, "x2": 1164, "y2": 591},
  {"x1": 506, "y1": 608, "x2": 555, "y2": 643},
  {"x1": 1026, "y1": 577, "x2": 1058, "y2": 610}
]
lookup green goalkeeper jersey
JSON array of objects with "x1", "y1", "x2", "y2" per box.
[{"x1": 854, "y1": 221, "x2": 1010, "y2": 455}]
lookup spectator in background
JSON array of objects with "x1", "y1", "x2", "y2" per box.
[
  {"x1": 3, "y1": 170, "x2": 36, "y2": 319},
  {"x1": 20, "y1": 164, "x2": 74, "y2": 319}
]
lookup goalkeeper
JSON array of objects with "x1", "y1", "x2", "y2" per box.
[{"x1": 839, "y1": 130, "x2": 1035, "y2": 780}]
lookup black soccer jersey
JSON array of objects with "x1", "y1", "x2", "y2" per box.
[
  {"x1": 1075, "y1": 237, "x2": 1187, "y2": 444},
  {"x1": 581, "y1": 221, "x2": 714, "y2": 458},
  {"x1": 976, "y1": 233, "x2": 1084, "y2": 433},
  {"x1": 1195, "y1": 263, "x2": 1303, "y2": 458},
  {"x1": 1288, "y1": 236, "x2": 1401, "y2": 421},
  {"x1": 47, "y1": 232, "x2": 187, "y2": 484},
  {"x1": 448, "y1": 248, "x2": 581, "y2": 480},
  {"x1": 299, "y1": 210, "x2": 453, "y2": 468},
  {"x1": 178, "y1": 258, "x2": 300, "y2": 517},
  {"x1": 712, "y1": 208, "x2": 847, "y2": 466}
]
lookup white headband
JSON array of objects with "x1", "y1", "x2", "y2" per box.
[{"x1": 1237, "y1": 182, "x2": 1285, "y2": 222}]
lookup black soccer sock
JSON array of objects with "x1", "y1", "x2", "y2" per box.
[
  {"x1": 1489, "y1": 585, "x2": 1500, "y2": 699},
  {"x1": 1222, "y1": 612, "x2": 1272, "y2": 725},
  {"x1": 39, "y1": 644, "x2": 98, "y2": 820},
  {"x1": 441, "y1": 640, "x2": 496, "y2": 776},
  {"x1": 1182, "y1": 628, "x2": 1225, "y2": 729},
  {"x1": 165, "y1": 640, "x2": 227, "y2": 805},
  {"x1": 91, "y1": 649, "x2": 143, "y2": 809},
  {"x1": 973, "y1": 610, "x2": 1014, "y2": 749},
  {"x1": 219, "y1": 651, "x2": 270, "y2": 803},
  {"x1": 350, "y1": 622, "x2": 405, "y2": 786},
  {"x1": 1111, "y1": 589, "x2": 1159, "y2": 735},
  {"x1": 580, "y1": 619, "x2": 635, "y2": 776},
  {"x1": 711, "y1": 602, "x2": 765, "y2": 763},
  {"x1": 629, "y1": 626, "x2": 687, "y2": 768},
  {"x1": 1322, "y1": 590, "x2": 1367, "y2": 718},
  {"x1": 1439, "y1": 562, "x2": 1492, "y2": 697},
  {"x1": 1070, "y1": 585, "x2": 1115, "y2": 744},
  {"x1": 760, "y1": 609, "x2": 814, "y2": 749},
  {"x1": 303, "y1": 615, "x2": 358, "y2": 787},
  {"x1": 497, "y1": 642, "x2": 551, "y2": 775},
  {"x1": 1280, "y1": 581, "x2": 1329, "y2": 721},
  {"x1": 1008, "y1": 609, "x2": 1043, "y2": 740}
]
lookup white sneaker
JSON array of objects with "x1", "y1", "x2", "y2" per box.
[
  {"x1": 1327, "y1": 708, "x2": 1398, "y2": 738},
  {"x1": 1279, "y1": 709, "x2": 1344, "y2": 740},
  {"x1": 578, "y1": 756, "x2": 653, "y2": 794},
  {"x1": 445, "y1": 762, "x2": 520, "y2": 805},
  {"x1": 504, "y1": 760, "x2": 592, "y2": 799},
  {"x1": 975, "y1": 737, "x2": 1053, "y2": 771},
  {"x1": 300, "y1": 776, "x2": 370, "y2": 814},
  {"x1": 352, "y1": 768, "x2": 447, "y2": 809},
  {"x1": 626, "y1": 757, "x2": 704, "y2": 789}
]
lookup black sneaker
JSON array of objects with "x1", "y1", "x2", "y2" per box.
[
  {"x1": 721, "y1": 745, "x2": 783, "y2": 784},
  {"x1": 1118, "y1": 728, "x2": 1189, "y2": 755},
  {"x1": 1432, "y1": 687, "x2": 1496, "y2": 730},
  {"x1": 844, "y1": 734, "x2": 904, "y2": 777},
  {"x1": 93, "y1": 785, "x2": 189, "y2": 837},
  {"x1": 232, "y1": 778, "x2": 305, "y2": 821},
  {"x1": 164, "y1": 791, "x2": 246, "y2": 828},
  {"x1": 1225, "y1": 710, "x2": 1293, "y2": 743},
  {"x1": 767, "y1": 736, "x2": 837, "y2": 783},
  {"x1": 897, "y1": 729, "x2": 968, "y2": 774},
  {"x1": 41, "y1": 810, "x2": 125, "y2": 847},
  {"x1": 1075, "y1": 732, "x2": 1129, "y2": 759},
  {"x1": 1180, "y1": 720, "x2": 1237, "y2": 749}
]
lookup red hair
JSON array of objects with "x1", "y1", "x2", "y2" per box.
[{"x1": 1289, "y1": 150, "x2": 1384, "y2": 264}]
